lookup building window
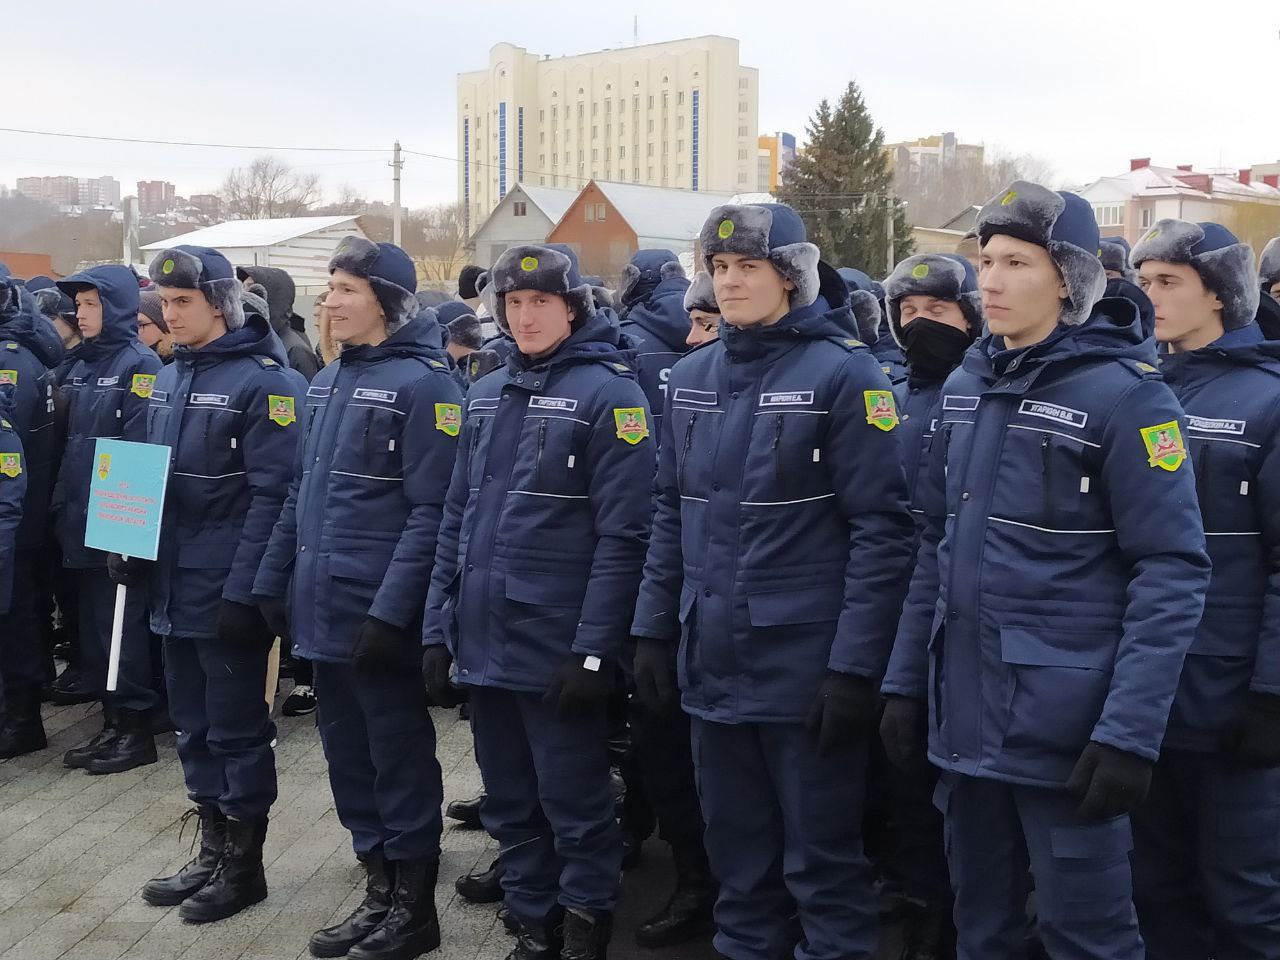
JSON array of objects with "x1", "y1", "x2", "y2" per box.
[
  {"x1": 539, "y1": 109, "x2": 545, "y2": 122},
  {"x1": 513, "y1": 201, "x2": 527, "y2": 217},
  {"x1": 647, "y1": 143, "x2": 654, "y2": 157},
  {"x1": 633, "y1": 95, "x2": 639, "y2": 110},
  {"x1": 738, "y1": 125, "x2": 748, "y2": 137},
  {"x1": 1140, "y1": 208, "x2": 1153, "y2": 229},
  {"x1": 633, "y1": 167, "x2": 639, "y2": 181},
  {"x1": 678, "y1": 91, "x2": 685, "y2": 105},
  {"x1": 677, "y1": 139, "x2": 684, "y2": 153},
  {"x1": 585, "y1": 205, "x2": 596, "y2": 222},
  {"x1": 552, "y1": 105, "x2": 558, "y2": 120},
  {"x1": 577, "y1": 103, "x2": 584, "y2": 119},
  {"x1": 648, "y1": 95, "x2": 654, "y2": 108},
  {"x1": 592, "y1": 148, "x2": 599, "y2": 161},
  {"x1": 678, "y1": 115, "x2": 685, "y2": 130},
  {"x1": 539, "y1": 154, "x2": 545, "y2": 165},
  {"x1": 1093, "y1": 203, "x2": 1124, "y2": 227},
  {"x1": 619, "y1": 146, "x2": 626, "y2": 159},
  {"x1": 539, "y1": 176, "x2": 546, "y2": 185},
  {"x1": 738, "y1": 148, "x2": 748, "y2": 160},
  {"x1": 662, "y1": 91, "x2": 668, "y2": 107},
  {"x1": 739, "y1": 102, "x2": 748, "y2": 113},
  {"x1": 677, "y1": 162, "x2": 684, "y2": 177},
  {"x1": 738, "y1": 173, "x2": 748, "y2": 184},
  {"x1": 648, "y1": 119, "x2": 654, "y2": 133},
  {"x1": 592, "y1": 102, "x2": 598, "y2": 116},
  {"x1": 739, "y1": 77, "x2": 748, "y2": 89},
  {"x1": 596, "y1": 203, "x2": 606, "y2": 220}
]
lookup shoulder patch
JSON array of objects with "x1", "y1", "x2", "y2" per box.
[
  {"x1": 267, "y1": 395, "x2": 297, "y2": 427},
  {"x1": 1141, "y1": 420, "x2": 1186, "y2": 471},
  {"x1": 613, "y1": 407, "x2": 649, "y2": 444},
  {"x1": 131, "y1": 373, "x2": 156, "y2": 399},
  {"x1": 0, "y1": 369, "x2": 17, "y2": 387},
  {"x1": 864, "y1": 390, "x2": 899, "y2": 431},
  {"x1": 0, "y1": 451, "x2": 20, "y2": 478},
  {"x1": 435, "y1": 402, "x2": 462, "y2": 436}
]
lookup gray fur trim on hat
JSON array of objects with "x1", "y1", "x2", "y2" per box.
[
  {"x1": 591, "y1": 285, "x2": 617, "y2": 311},
  {"x1": 1047, "y1": 240, "x2": 1107, "y2": 327},
  {"x1": 147, "y1": 248, "x2": 245, "y2": 331},
  {"x1": 241, "y1": 289, "x2": 270, "y2": 323},
  {"x1": 1132, "y1": 219, "x2": 1261, "y2": 330},
  {"x1": 885, "y1": 255, "x2": 984, "y2": 346},
  {"x1": 445, "y1": 314, "x2": 484, "y2": 350},
  {"x1": 489, "y1": 244, "x2": 596, "y2": 331},
  {"x1": 683, "y1": 271, "x2": 718, "y2": 314},
  {"x1": 699, "y1": 204, "x2": 820, "y2": 309},
  {"x1": 1259, "y1": 237, "x2": 1280, "y2": 288},
  {"x1": 849, "y1": 290, "x2": 882, "y2": 343}
]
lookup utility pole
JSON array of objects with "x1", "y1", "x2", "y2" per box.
[
  {"x1": 886, "y1": 192, "x2": 895, "y2": 275},
  {"x1": 391, "y1": 140, "x2": 403, "y2": 246}
]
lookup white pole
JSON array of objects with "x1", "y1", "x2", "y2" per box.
[
  {"x1": 105, "y1": 570, "x2": 128, "y2": 692},
  {"x1": 264, "y1": 636, "x2": 281, "y2": 710},
  {"x1": 392, "y1": 141, "x2": 403, "y2": 247}
]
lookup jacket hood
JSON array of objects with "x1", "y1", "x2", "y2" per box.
[
  {"x1": 966, "y1": 295, "x2": 1155, "y2": 381},
  {"x1": 620, "y1": 276, "x2": 692, "y2": 352},
  {"x1": 172, "y1": 311, "x2": 288, "y2": 369},
  {"x1": 56, "y1": 265, "x2": 141, "y2": 354},
  {"x1": 338, "y1": 309, "x2": 446, "y2": 366},
  {"x1": 1160, "y1": 322, "x2": 1280, "y2": 382},
  {"x1": 239, "y1": 265, "x2": 296, "y2": 334},
  {"x1": 721, "y1": 287, "x2": 861, "y2": 362},
  {"x1": 0, "y1": 283, "x2": 65, "y2": 368}
]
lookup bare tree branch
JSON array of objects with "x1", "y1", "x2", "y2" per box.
[{"x1": 219, "y1": 155, "x2": 322, "y2": 219}]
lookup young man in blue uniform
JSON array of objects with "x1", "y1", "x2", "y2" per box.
[
  {"x1": 880, "y1": 182, "x2": 1213, "y2": 960},
  {"x1": 0, "y1": 407, "x2": 26, "y2": 627},
  {"x1": 1129, "y1": 219, "x2": 1280, "y2": 958},
  {"x1": 0, "y1": 279, "x2": 62, "y2": 757},
  {"x1": 118, "y1": 245, "x2": 305, "y2": 922},
  {"x1": 52, "y1": 265, "x2": 162, "y2": 773},
  {"x1": 423, "y1": 243, "x2": 655, "y2": 960},
  {"x1": 631, "y1": 202, "x2": 916, "y2": 960},
  {"x1": 256, "y1": 237, "x2": 461, "y2": 960}
]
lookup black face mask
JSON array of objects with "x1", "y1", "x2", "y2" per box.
[{"x1": 901, "y1": 317, "x2": 974, "y2": 381}]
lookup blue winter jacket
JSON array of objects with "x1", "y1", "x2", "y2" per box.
[
  {"x1": 145, "y1": 312, "x2": 306, "y2": 640},
  {"x1": 0, "y1": 408, "x2": 26, "y2": 614},
  {"x1": 882, "y1": 297, "x2": 1212, "y2": 787},
  {"x1": 51, "y1": 266, "x2": 161, "y2": 569},
  {"x1": 424, "y1": 312, "x2": 656, "y2": 693},
  {"x1": 897, "y1": 376, "x2": 946, "y2": 539},
  {"x1": 0, "y1": 284, "x2": 62, "y2": 549},
  {"x1": 1158, "y1": 324, "x2": 1280, "y2": 750},
  {"x1": 255, "y1": 314, "x2": 463, "y2": 663},
  {"x1": 619, "y1": 275, "x2": 692, "y2": 431},
  {"x1": 630, "y1": 281, "x2": 916, "y2": 723},
  {"x1": 873, "y1": 331, "x2": 908, "y2": 385}
]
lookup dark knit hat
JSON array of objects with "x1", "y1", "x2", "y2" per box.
[{"x1": 137, "y1": 289, "x2": 169, "y2": 333}]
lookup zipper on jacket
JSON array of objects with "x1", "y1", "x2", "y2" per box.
[
  {"x1": 773, "y1": 414, "x2": 786, "y2": 494},
  {"x1": 361, "y1": 408, "x2": 373, "y2": 460},
  {"x1": 534, "y1": 418, "x2": 547, "y2": 488},
  {"x1": 1040, "y1": 435, "x2": 1054, "y2": 526},
  {"x1": 678, "y1": 412, "x2": 697, "y2": 490}
]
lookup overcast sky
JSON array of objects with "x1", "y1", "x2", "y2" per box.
[{"x1": 4, "y1": 0, "x2": 1277, "y2": 209}]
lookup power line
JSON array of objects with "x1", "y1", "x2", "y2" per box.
[{"x1": 0, "y1": 126, "x2": 387, "y2": 153}]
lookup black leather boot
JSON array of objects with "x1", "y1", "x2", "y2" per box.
[
  {"x1": 179, "y1": 815, "x2": 268, "y2": 923},
  {"x1": 348, "y1": 857, "x2": 440, "y2": 960},
  {"x1": 63, "y1": 704, "x2": 119, "y2": 769},
  {"x1": 635, "y1": 845, "x2": 715, "y2": 947},
  {"x1": 309, "y1": 848, "x2": 395, "y2": 957},
  {"x1": 561, "y1": 907, "x2": 612, "y2": 960},
  {"x1": 455, "y1": 857, "x2": 503, "y2": 904},
  {"x1": 84, "y1": 707, "x2": 157, "y2": 775},
  {"x1": 506, "y1": 909, "x2": 563, "y2": 960},
  {"x1": 49, "y1": 667, "x2": 97, "y2": 705},
  {"x1": 142, "y1": 806, "x2": 227, "y2": 906},
  {"x1": 0, "y1": 685, "x2": 47, "y2": 759},
  {"x1": 444, "y1": 793, "x2": 484, "y2": 829},
  {"x1": 899, "y1": 897, "x2": 956, "y2": 960}
]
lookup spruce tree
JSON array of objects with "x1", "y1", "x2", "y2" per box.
[{"x1": 777, "y1": 82, "x2": 913, "y2": 276}]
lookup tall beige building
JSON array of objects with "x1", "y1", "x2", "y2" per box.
[{"x1": 457, "y1": 37, "x2": 759, "y2": 235}]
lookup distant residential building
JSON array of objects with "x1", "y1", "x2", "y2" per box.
[
  {"x1": 1076, "y1": 158, "x2": 1280, "y2": 251},
  {"x1": 79, "y1": 176, "x2": 121, "y2": 207},
  {"x1": 457, "y1": 37, "x2": 759, "y2": 235},
  {"x1": 884, "y1": 132, "x2": 984, "y2": 188},
  {"x1": 138, "y1": 180, "x2": 177, "y2": 216},
  {"x1": 468, "y1": 182, "x2": 578, "y2": 268},
  {"x1": 188, "y1": 194, "x2": 223, "y2": 218},
  {"x1": 17, "y1": 176, "x2": 81, "y2": 206},
  {"x1": 756, "y1": 132, "x2": 795, "y2": 192}
]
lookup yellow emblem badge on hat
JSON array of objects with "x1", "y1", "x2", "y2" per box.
[
  {"x1": 1000, "y1": 190, "x2": 1018, "y2": 206},
  {"x1": 718, "y1": 219, "x2": 735, "y2": 239},
  {"x1": 911, "y1": 263, "x2": 930, "y2": 279},
  {"x1": 521, "y1": 256, "x2": 539, "y2": 272},
  {"x1": 162, "y1": 258, "x2": 175, "y2": 275}
]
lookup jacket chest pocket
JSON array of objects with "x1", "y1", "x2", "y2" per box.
[
  {"x1": 746, "y1": 410, "x2": 826, "y2": 501},
  {"x1": 179, "y1": 408, "x2": 241, "y2": 477},
  {"x1": 516, "y1": 415, "x2": 585, "y2": 496},
  {"x1": 940, "y1": 420, "x2": 975, "y2": 508},
  {"x1": 1190, "y1": 437, "x2": 1255, "y2": 531},
  {"x1": 670, "y1": 406, "x2": 717, "y2": 499},
  {"x1": 1000, "y1": 425, "x2": 1100, "y2": 528},
  {"x1": 333, "y1": 404, "x2": 403, "y2": 479},
  {"x1": 146, "y1": 403, "x2": 171, "y2": 443},
  {"x1": 464, "y1": 414, "x2": 495, "y2": 489},
  {"x1": 89, "y1": 387, "x2": 125, "y2": 437}
]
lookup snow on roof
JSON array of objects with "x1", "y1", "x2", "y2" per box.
[
  {"x1": 1085, "y1": 165, "x2": 1280, "y2": 202},
  {"x1": 516, "y1": 184, "x2": 578, "y2": 223},
  {"x1": 141, "y1": 215, "x2": 361, "y2": 250},
  {"x1": 591, "y1": 181, "x2": 734, "y2": 244}
]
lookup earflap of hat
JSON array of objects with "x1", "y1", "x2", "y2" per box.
[
  {"x1": 328, "y1": 235, "x2": 381, "y2": 278},
  {"x1": 683, "y1": 271, "x2": 718, "y2": 314},
  {"x1": 977, "y1": 181, "x2": 1066, "y2": 248},
  {"x1": 203, "y1": 276, "x2": 245, "y2": 331},
  {"x1": 848, "y1": 290, "x2": 882, "y2": 343},
  {"x1": 148, "y1": 247, "x2": 205, "y2": 289},
  {"x1": 371, "y1": 276, "x2": 421, "y2": 334},
  {"x1": 660, "y1": 260, "x2": 686, "y2": 281},
  {"x1": 1196, "y1": 242, "x2": 1261, "y2": 330},
  {"x1": 591, "y1": 285, "x2": 617, "y2": 312},
  {"x1": 1258, "y1": 237, "x2": 1280, "y2": 287},
  {"x1": 619, "y1": 262, "x2": 642, "y2": 304},
  {"x1": 769, "y1": 242, "x2": 821, "y2": 309},
  {"x1": 1047, "y1": 240, "x2": 1107, "y2": 326},
  {"x1": 700, "y1": 204, "x2": 775, "y2": 265}
]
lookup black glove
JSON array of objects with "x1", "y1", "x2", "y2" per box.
[
  {"x1": 107, "y1": 553, "x2": 151, "y2": 588},
  {"x1": 1066, "y1": 741, "x2": 1154, "y2": 821},
  {"x1": 880, "y1": 695, "x2": 929, "y2": 771},
  {"x1": 632, "y1": 637, "x2": 678, "y2": 715},
  {"x1": 216, "y1": 600, "x2": 273, "y2": 649},
  {"x1": 256, "y1": 595, "x2": 290, "y2": 643},
  {"x1": 352, "y1": 617, "x2": 412, "y2": 675},
  {"x1": 422, "y1": 645, "x2": 464, "y2": 708},
  {"x1": 1224, "y1": 692, "x2": 1280, "y2": 767},
  {"x1": 543, "y1": 655, "x2": 616, "y2": 721},
  {"x1": 805, "y1": 670, "x2": 878, "y2": 756}
]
